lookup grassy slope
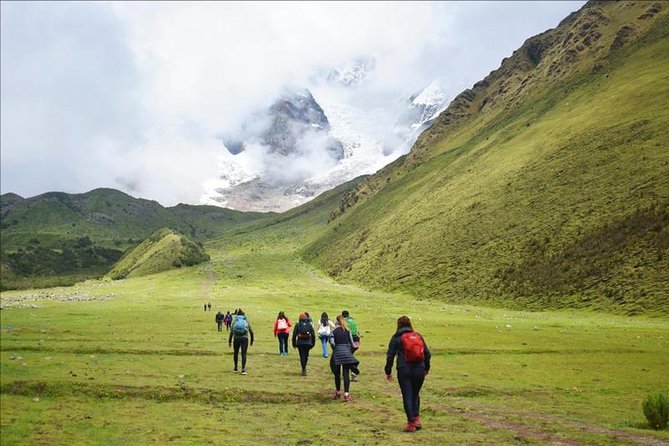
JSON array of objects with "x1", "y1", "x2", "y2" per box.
[
  {"x1": 305, "y1": 4, "x2": 669, "y2": 315},
  {"x1": 0, "y1": 189, "x2": 267, "y2": 290},
  {"x1": 106, "y1": 228, "x2": 210, "y2": 280}
]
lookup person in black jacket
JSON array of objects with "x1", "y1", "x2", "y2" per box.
[
  {"x1": 215, "y1": 311, "x2": 224, "y2": 332},
  {"x1": 292, "y1": 312, "x2": 315, "y2": 376},
  {"x1": 385, "y1": 315, "x2": 431, "y2": 433}
]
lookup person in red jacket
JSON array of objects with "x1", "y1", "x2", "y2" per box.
[
  {"x1": 273, "y1": 311, "x2": 292, "y2": 356},
  {"x1": 385, "y1": 315, "x2": 431, "y2": 433}
]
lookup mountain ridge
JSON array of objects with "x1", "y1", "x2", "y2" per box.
[{"x1": 304, "y1": 1, "x2": 669, "y2": 315}]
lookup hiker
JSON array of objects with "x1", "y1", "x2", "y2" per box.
[
  {"x1": 208, "y1": 302, "x2": 212, "y2": 311},
  {"x1": 204, "y1": 303, "x2": 207, "y2": 311},
  {"x1": 228, "y1": 309, "x2": 254, "y2": 375},
  {"x1": 317, "y1": 312, "x2": 335, "y2": 358},
  {"x1": 215, "y1": 311, "x2": 224, "y2": 332},
  {"x1": 292, "y1": 312, "x2": 315, "y2": 376},
  {"x1": 273, "y1": 311, "x2": 292, "y2": 356},
  {"x1": 342, "y1": 310, "x2": 361, "y2": 380},
  {"x1": 329, "y1": 314, "x2": 360, "y2": 402},
  {"x1": 384, "y1": 315, "x2": 431, "y2": 433},
  {"x1": 224, "y1": 311, "x2": 232, "y2": 331}
]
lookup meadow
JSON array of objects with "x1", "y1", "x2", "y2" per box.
[{"x1": 1, "y1": 223, "x2": 668, "y2": 446}]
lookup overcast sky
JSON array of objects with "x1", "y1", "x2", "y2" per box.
[{"x1": 1, "y1": 1, "x2": 585, "y2": 206}]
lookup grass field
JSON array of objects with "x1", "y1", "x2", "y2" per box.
[{"x1": 2, "y1": 223, "x2": 668, "y2": 446}]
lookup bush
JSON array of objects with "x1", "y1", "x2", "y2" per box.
[{"x1": 643, "y1": 393, "x2": 668, "y2": 430}]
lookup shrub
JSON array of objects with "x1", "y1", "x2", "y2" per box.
[{"x1": 643, "y1": 393, "x2": 668, "y2": 430}]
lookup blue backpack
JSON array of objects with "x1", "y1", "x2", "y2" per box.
[{"x1": 233, "y1": 315, "x2": 249, "y2": 336}]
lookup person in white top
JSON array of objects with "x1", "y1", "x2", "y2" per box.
[{"x1": 317, "y1": 312, "x2": 336, "y2": 358}]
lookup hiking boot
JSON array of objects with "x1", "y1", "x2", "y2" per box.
[
  {"x1": 301, "y1": 369, "x2": 307, "y2": 376},
  {"x1": 343, "y1": 392, "x2": 351, "y2": 402},
  {"x1": 333, "y1": 391, "x2": 341, "y2": 400},
  {"x1": 411, "y1": 416, "x2": 422, "y2": 430},
  {"x1": 404, "y1": 423, "x2": 417, "y2": 433},
  {"x1": 232, "y1": 368, "x2": 239, "y2": 373},
  {"x1": 241, "y1": 369, "x2": 247, "y2": 375}
]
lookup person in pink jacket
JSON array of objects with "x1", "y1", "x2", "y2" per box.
[{"x1": 273, "y1": 311, "x2": 292, "y2": 356}]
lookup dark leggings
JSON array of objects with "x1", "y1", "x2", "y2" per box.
[
  {"x1": 331, "y1": 363, "x2": 353, "y2": 393},
  {"x1": 277, "y1": 333, "x2": 289, "y2": 354},
  {"x1": 298, "y1": 345, "x2": 310, "y2": 371},
  {"x1": 233, "y1": 337, "x2": 249, "y2": 370},
  {"x1": 397, "y1": 366, "x2": 425, "y2": 421}
]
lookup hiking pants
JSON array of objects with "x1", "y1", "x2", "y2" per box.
[
  {"x1": 397, "y1": 366, "x2": 425, "y2": 422},
  {"x1": 217, "y1": 322, "x2": 223, "y2": 332},
  {"x1": 297, "y1": 345, "x2": 310, "y2": 372},
  {"x1": 277, "y1": 333, "x2": 289, "y2": 354},
  {"x1": 233, "y1": 337, "x2": 249, "y2": 370},
  {"x1": 331, "y1": 363, "x2": 353, "y2": 393}
]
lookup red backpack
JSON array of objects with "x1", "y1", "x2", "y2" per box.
[{"x1": 401, "y1": 331, "x2": 425, "y2": 363}]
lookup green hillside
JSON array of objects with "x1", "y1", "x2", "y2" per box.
[
  {"x1": 305, "y1": 2, "x2": 669, "y2": 315},
  {"x1": 106, "y1": 228, "x2": 209, "y2": 280},
  {"x1": 0, "y1": 188, "x2": 267, "y2": 290}
]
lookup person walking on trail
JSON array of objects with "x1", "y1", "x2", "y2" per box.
[
  {"x1": 317, "y1": 312, "x2": 335, "y2": 358},
  {"x1": 228, "y1": 309, "x2": 254, "y2": 375},
  {"x1": 329, "y1": 314, "x2": 360, "y2": 402},
  {"x1": 342, "y1": 310, "x2": 361, "y2": 380},
  {"x1": 215, "y1": 311, "x2": 224, "y2": 332},
  {"x1": 292, "y1": 312, "x2": 315, "y2": 376},
  {"x1": 384, "y1": 315, "x2": 431, "y2": 433},
  {"x1": 224, "y1": 311, "x2": 232, "y2": 331},
  {"x1": 274, "y1": 311, "x2": 292, "y2": 356}
]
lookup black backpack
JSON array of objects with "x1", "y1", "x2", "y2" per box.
[{"x1": 297, "y1": 319, "x2": 313, "y2": 340}]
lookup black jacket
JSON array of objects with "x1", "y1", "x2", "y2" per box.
[
  {"x1": 384, "y1": 326, "x2": 431, "y2": 375},
  {"x1": 292, "y1": 318, "x2": 316, "y2": 348}
]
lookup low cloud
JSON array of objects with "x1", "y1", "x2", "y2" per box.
[{"x1": 1, "y1": 1, "x2": 585, "y2": 205}]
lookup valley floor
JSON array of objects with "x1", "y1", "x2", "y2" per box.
[{"x1": 1, "y1": 234, "x2": 668, "y2": 445}]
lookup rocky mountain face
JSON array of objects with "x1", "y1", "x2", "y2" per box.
[{"x1": 203, "y1": 80, "x2": 448, "y2": 212}]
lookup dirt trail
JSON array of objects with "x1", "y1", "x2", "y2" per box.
[{"x1": 200, "y1": 266, "x2": 218, "y2": 301}]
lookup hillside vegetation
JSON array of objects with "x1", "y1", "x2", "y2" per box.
[
  {"x1": 0, "y1": 189, "x2": 266, "y2": 290},
  {"x1": 106, "y1": 228, "x2": 210, "y2": 280},
  {"x1": 305, "y1": 2, "x2": 669, "y2": 315}
]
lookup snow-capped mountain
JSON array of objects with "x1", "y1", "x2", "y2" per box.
[
  {"x1": 394, "y1": 80, "x2": 449, "y2": 152},
  {"x1": 201, "y1": 72, "x2": 448, "y2": 212}
]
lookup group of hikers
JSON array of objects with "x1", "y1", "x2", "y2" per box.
[
  {"x1": 214, "y1": 310, "x2": 234, "y2": 332},
  {"x1": 218, "y1": 308, "x2": 431, "y2": 433}
]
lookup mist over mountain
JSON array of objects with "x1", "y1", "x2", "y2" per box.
[{"x1": 201, "y1": 61, "x2": 448, "y2": 212}]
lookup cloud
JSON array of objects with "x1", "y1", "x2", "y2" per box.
[{"x1": 1, "y1": 1, "x2": 585, "y2": 206}]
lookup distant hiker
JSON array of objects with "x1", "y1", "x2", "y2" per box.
[
  {"x1": 208, "y1": 302, "x2": 212, "y2": 311},
  {"x1": 215, "y1": 311, "x2": 224, "y2": 332},
  {"x1": 292, "y1": 312, "x2": 316, "y2": 376},
  {"x1": 224, "y1": 311, "x2": 232, "y2": 331},
  {"x1": 329, "y1": 314, "x2": 360, "y2": 402},
  {"x1": 204, "y1": 303, "x2": 207, "y2": 311},
  {"x1": 228, "y1": 309, "x2": 254, "y2": 375},
  {"x1": 342, "y1": 310, "x2": 361, "y2": 380},
  {"x1": 384, "y1": 315, "x2": 431, "y2": 433},
  {"x1": 317, "y1": 312, "x2": 335, "y2": 358},
  {"x1": 273, "y1": 311, "x2": 292, "y2": 356}
]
